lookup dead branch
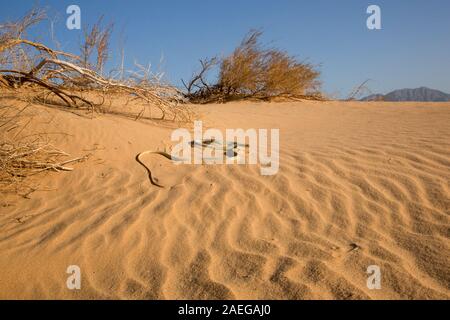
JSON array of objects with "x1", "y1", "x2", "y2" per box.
[
  {"x1": 346, "y1": 79, "x2": 372, "y2": 101},
  {"x1": 1, "y1": 9, "x2": 191, "y2": 121},
  {"x1": 182, "y1": 57, "x2": 218, "y2": 95}
]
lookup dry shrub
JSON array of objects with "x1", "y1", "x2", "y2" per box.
[
  {"x1": 80, "y1": 16, "x2": 113, "y2": 75},
  {"x1": 263, "y1": 51, "x2": 320, "y2": 97},
  {"x1": 219, "y1": 31, "x2": 263, "y2": 96},
  {"x1": 0, "y1": 8, "x2": 193, "y2": 197},
  {"x1": 184, "y1": 30, "x2": 322, "y2": 103},
  {"x1": 0, "y1": 102, "x2": 88, "y2": 197},
  {"x1": 0, "y1": 9, "x2": 191, "y2": 122}
]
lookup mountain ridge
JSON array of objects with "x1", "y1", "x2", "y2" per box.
[{"x1": 361, "y1": 87, "x2": 450, "y2": 102}]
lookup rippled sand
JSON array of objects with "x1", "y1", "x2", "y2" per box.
[{"x1": 1, "y1": 100, "x2": 449, "y2": 299}]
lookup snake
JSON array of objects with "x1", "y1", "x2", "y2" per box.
[{"x1": 135, "y1": 138, "x2": 249, "y2": 188}]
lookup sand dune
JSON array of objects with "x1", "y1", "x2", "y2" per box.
[{"x1": 0, "y1": 100, "x2": 449, "y2": 299}]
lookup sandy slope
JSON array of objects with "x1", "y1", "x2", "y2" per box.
[{"x1": 0, "y1": 100, "x2": 449, "y2": 299}]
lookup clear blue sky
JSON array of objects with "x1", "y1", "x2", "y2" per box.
[{"x1": 2, "y1": 0, "x2": 449, "y2": 97}]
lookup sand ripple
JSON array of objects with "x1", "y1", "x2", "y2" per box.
[{"x1": 0, "y1": 101, "x2": 449, "y2": 299}]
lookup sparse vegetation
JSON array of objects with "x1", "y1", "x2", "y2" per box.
[
  {"x1": 0, "y1": 8, "x2": 190, "y2": 121},
  {"x1": 0, "y1": 101, "x2": 90, "y2": 197},
  {"x1": 0, "y1": 10, "x2": 323, "y2": 195},
  {"x1": 0, "y1": 8, "x2": 191, "y2": 195},
  {"x1": 80, "y1": 16, "x2": 113, "y2": 75},
  {"x1": 183, "y1": 30, "x2": 322, "y2": 103}
]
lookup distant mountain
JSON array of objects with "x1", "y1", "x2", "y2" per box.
[
  {"x1": 361, "y1": 94, "x2": 385, "y2": 101},
  {"x1": 361, "y1": 87, "x2": 450, "y2": 102}
]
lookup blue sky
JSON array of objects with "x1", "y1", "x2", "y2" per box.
[{"x1": 2, "y1": 0, "x2": 449, "y2": 97}]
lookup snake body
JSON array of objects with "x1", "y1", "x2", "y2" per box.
[
  {"x1": 135, "y1": 151, "x2": 180, "y2": 188},
  {"x1": 136, "y1": 139, "x2": 249, "y2": 188}
]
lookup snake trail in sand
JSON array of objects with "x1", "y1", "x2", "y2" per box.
[{"x1": 135, "y1": 139, "x2": 249, "y2": 188}]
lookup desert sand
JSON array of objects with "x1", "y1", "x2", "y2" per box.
[{"x1": 0, "y1": 99, "x2": 449, "y2": 299}]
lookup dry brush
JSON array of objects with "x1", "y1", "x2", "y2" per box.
[
  {"x1": 183, "y1": 30, "x2": 323, "y2": 103},
  {"x1": 0, "y1": 9, "x2": 191, "y2": 196}
]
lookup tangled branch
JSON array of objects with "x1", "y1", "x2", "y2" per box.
[{"x1": 0, "y1": 9, "x2": 191, "y2": 121}]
